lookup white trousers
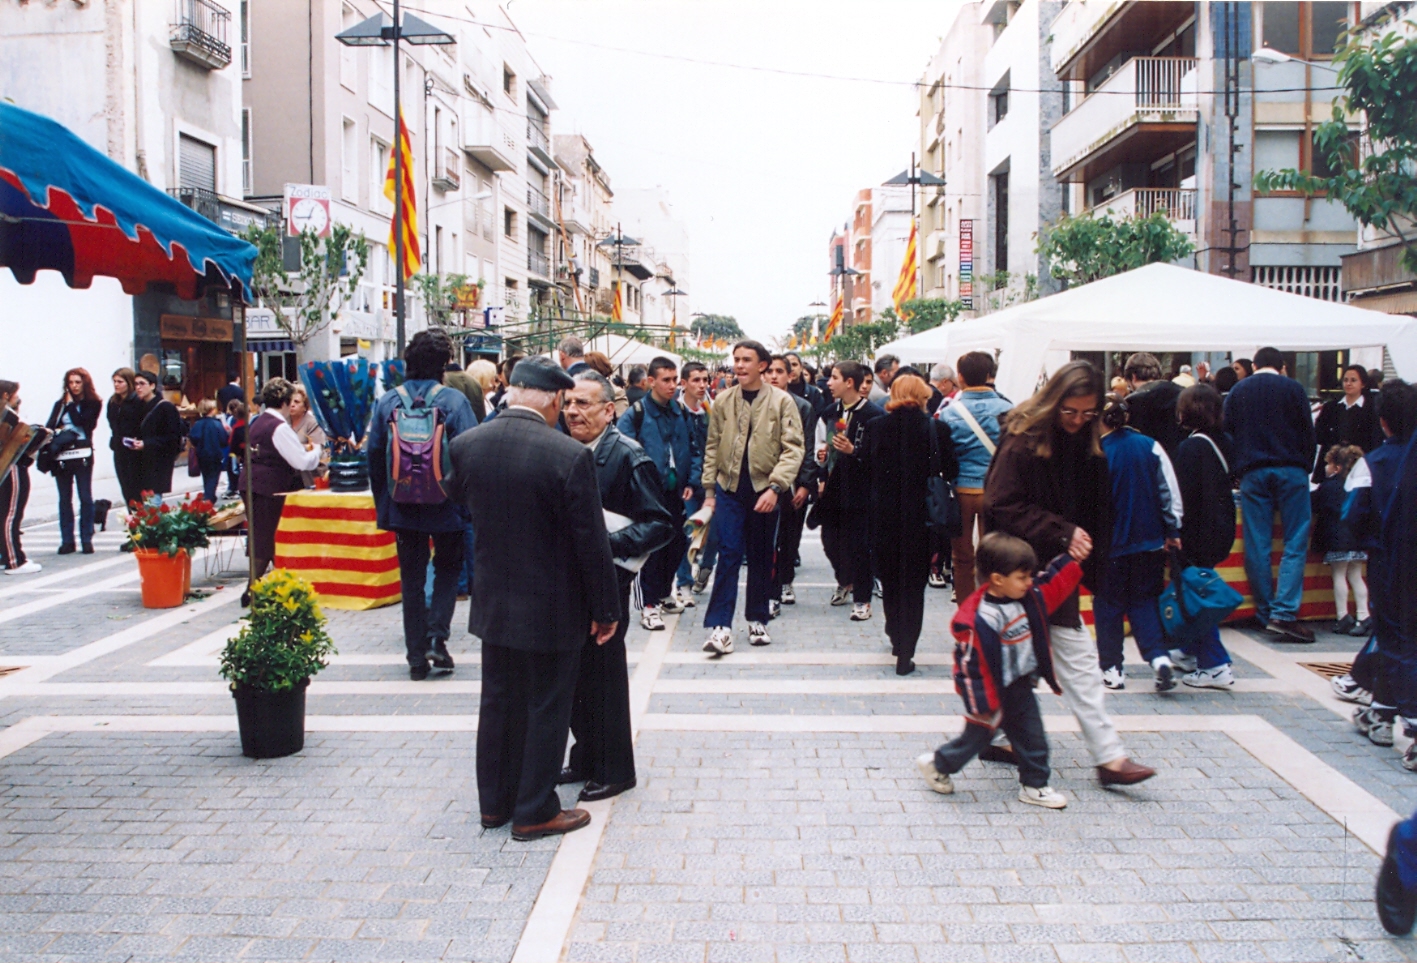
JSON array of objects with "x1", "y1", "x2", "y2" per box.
[{"x1": 1049, "y1": 623, "x2": 1125, "y2": 767}]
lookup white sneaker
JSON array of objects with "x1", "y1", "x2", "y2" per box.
[
  {"x1": 1331, "y1": 673, "x2": 1373, "y2": 705},
  {"x1": 928, "y1": 570, "x2": 948, "y2": 589},
  {"x1": 659, "y1": 594, "x2": 685, "y2": 615},
  {"x1": 829, "y1": 586, "x2": 851, "y2": 606},
  {"x1": 674, "y1": 586, "x2": 696, "y2": 609},
  {"x1": 1404, "y1": 741, "x2": 1417, "y2": 773},
  {"x1": 1152, "y1": 655, "x2": 1176, "y2": 692},
  {"x1": 640, "y1": 606, "x2": 666, "y2": 631},
  {"x1": 767, "y1": 600, "x2": 781, "y2": 620},
  {"x1": 850, "y1": 603, "x2": 871, "y2": 621},
  {"x1": 1168, "y1": 649, "x2": 1198, "y2": 674},
  {"x1": 1102, "y1": 666, "x2": 1126, "y2": 691},
  {"x1": 873, "y1": 578, "x2": 883, "y2": 599},
  {"x1": 703, "y1": 626, "x2": 733, "y2": 656},
  {"x1": 1019, "y1": 785, "x2": 1068, "y2": 809},
  {"x1": 780, "y1": 584, "x2": 796, "y2": 605},
  {"x1": 916, "y1": 753, "x2": 954, "y2": 794},
  {"x1": 3, "y1": 561, "x2": 41, "y2": 575},
  {"x1": 1182, "y1": 664, "x2": 1235, "y2": 689},
  {"x1": 748, "y1": 621, "x2": 771, "y2": 646}
]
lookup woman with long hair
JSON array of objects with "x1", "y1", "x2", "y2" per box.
[
  {"x1": 866, "y1": 374, "x2": 957, "y2": 675},
  {"x1": 107, "y1": 367, "x2": 143, "y2": 509},
  {"x1": 44, "y1": 368, "x2": 102, "y2": 554},
  {"x1": 983, "y1": 360, "x2": 1155, "y2": 786}
]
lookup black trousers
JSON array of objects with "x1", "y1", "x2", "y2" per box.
[
  {"x1": 640, "y1": 493, "x2": 687, "y2": 606},
  {"x1": 112, "y1": 448, "x2": 142, "y2": 510},
  {"x1": 477, "y1": 641, "x2": 583, "y2": 826},
  {"x1": 821, "y1": 513, "x2": 872, "y2": 603},
  {"x1": 934, "y1": 676, "x2": 1050, "y2": 789},
  {"x1": 0, "y1": 466, "x2": 30, "y2": 569},
  {"x1": 394, "y1": 530, "x2": 462, "y2": 666},
  {"x1": 881, "y1": 568, "x2": 929, "y2": 665},
  {"x1": 569, "y1": 580, "x2": 636, "y2": 785},
  {"x1": 773, "y1": 498, "x2": 807, "y2": 598}
]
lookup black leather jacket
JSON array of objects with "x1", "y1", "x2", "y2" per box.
[{"x1": 591, "y1": 426, "x2": 676, "y2": 576}]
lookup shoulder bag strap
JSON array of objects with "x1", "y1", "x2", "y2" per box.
[
  {"x1": 953, "y1": 401, "x2": 996, "y2": 456},
  {"x1": 927, "y1": 415, "x2": 941, "y2": 477},
  {"x1": 1196, "y1": 432, "x2": 1229, "y2": 475}
]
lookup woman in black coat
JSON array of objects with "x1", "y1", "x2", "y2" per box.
[
  {"x1": 130, "y1": 371, "x2": 184, "y2": 497},
  {"x1": 44, "y1": 369, "x2": 103, "y2": 554},
  {"x1": 107, "y1": 368, "x2": 144, "y2": 509},
  {"x1": 1313, "y1": 364, "x2": 1383, "y2": 482},
  {"x1": 1172, "y1": 383, "x2": 1237, "y2": 688},
  {"x1": 866, "y1": 374, "x2": 958, "y2": 675}
]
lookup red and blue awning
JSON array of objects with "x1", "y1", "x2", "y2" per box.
[{"x1": 0, "y1": 102, "x2": 255, "y2": 301}]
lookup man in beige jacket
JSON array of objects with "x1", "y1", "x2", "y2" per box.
[{"x1": 700, "y1": 340, "x2": 805, "y2": 655}]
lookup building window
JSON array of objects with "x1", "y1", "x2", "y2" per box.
[
  {"x1": 990, "y1": 88, "x2": 1009, "y2": 127},
  {"x1": 991, "y1": 172, "x2": 1009, "y2": 281},
  {"x1": 178, "y1": 133, "x2": 217, "y2": 193},
  {"x1": 503, "y1": 64, "x2": 516, "y2": 99},
  {"x1": 240, "y1": 0, "x2": 250, "y2": 77},
  {"x1": 341, "y1": 118, "x2": 358, "y2": 202},
  {"x1": 503, "y1": 207, "x2": 516, "y2": 239},
  {"x1": 371, "y1": 137, "x2": 390, "y2": 214},
  {"x1": 1259, "y1": 2, "x2": 1350, "y2": 58},
  {"x1": 1252, "y1": 265, "x2": 1342, "y2": 302},
  {"x1": 240, "y1": 109, "x2": 252, "y2": 195},
  {"x1": 339, "y1": 3, "x2": 358, "y2": 90}
]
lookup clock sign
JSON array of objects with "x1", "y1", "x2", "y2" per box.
[{"x1": 283, "y1": 183, "x2": 333, "y2": 238}]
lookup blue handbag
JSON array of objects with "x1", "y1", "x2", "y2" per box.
[{"x1": 1159, "y1": 548, "x2": 1243, "y2": 643}]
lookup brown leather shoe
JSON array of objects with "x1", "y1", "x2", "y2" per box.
[
  {"x1": 1266, "y1": 619, "x2": 1316, "y2": 643},
  {"x1": 512, "y1": 808, "x2": 591, "y2": 842},
  {"x1": 1097, "y1": 758, "x2": 1156, "y2": 786}
]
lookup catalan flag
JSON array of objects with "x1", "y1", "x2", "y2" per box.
[
  {"x1": 892, "y1": 220, "x2": 918, "y2": 314},
  {"x1": 823, "y1": 294, "x2": 843, "y2": 342},
  {"x1": 383, "y1": 116, "x2": 420, "y2": 280},
  {"x1": 612, "y1": 281, "x2": 623, "y2": 322}
]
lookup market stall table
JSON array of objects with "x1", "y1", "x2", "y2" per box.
[{"x1": 273, "y1": 490, "x2": 400, "y2": 610}]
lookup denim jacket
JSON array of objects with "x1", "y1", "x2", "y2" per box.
[
  {"x1": 617, "y1": 394, "x2": 697, "y2": 493},
  {"x1": 937, "y1": 389, "x2": 1011, "y2": 490}
]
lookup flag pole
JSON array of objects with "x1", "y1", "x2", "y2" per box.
[{"x1": 392, "y1": 0, "x2": 406, "y2": 356}]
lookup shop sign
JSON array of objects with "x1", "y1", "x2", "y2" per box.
[
  {"x1": 160, "y1": 315, "x2": 233, "y2": 343},
  {"x1": 959, "y1": 219, "x2": 973, "y2": 310},
  {"x1": 284, "y1": 184, "x2": 332, "y2": 238}
]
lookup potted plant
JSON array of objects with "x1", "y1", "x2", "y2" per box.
[
  {"x1": 219, "y1": 570, "x2": 336, "y2": 759},
  {"x1": 125, "y1": 492, "x2": 215, "y2": 608}
]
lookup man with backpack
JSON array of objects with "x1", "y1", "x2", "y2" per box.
[
  {"x1": 617, "y1": 356, "x2": 697, "y2": 630},
  {"x1": 367, "y1": 329, "x2": 478, "y2": 680}
]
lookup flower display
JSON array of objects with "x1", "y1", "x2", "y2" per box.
[
  {"x1": 219, "y1": 570, "x2": 336, "y2": 693},
  {"x1": 125, "y1": 492, "x2": 215, "y2": 557}
]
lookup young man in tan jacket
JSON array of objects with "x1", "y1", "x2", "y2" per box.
[{"x1": 700, "y1": 340, "x2": 805, "y2": 654}]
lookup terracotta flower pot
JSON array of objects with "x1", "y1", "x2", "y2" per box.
[{"x1": 134, "y1": 548, "x2": 189, "y2": 609}]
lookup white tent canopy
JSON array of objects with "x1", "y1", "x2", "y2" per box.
[
  {"x1": 583, "y1": 333, "x2": 682, "y2": 370},
  {"x1": 876, "y1": 263, "x2": 1417, "y2": 403}
]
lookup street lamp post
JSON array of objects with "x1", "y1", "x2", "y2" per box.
[
  {"x1": 336, "y1": 3, "x2": 453, "y2": 356},
  {"x1": 883, "y1": 153, "x2": 946, "y2": 303}
]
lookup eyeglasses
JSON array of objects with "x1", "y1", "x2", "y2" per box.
[
  {"x1": 563, "y1": 398, "x2": 606, "y2": 410},
  {"x1": 1059, "y1": 407, "x2": 1099, "y2": 420}
]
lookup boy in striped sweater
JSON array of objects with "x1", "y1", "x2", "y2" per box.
[{"x1": 916, "y1": 532, "x2": 1085, "y2": 809}]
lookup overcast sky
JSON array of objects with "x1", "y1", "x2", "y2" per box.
[{"x1": 507, "y1": 0, "x2": 965, "y2": 342}]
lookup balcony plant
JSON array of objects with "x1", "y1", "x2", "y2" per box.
[
  {"x1": 125, "y1": 493, "x2": 215, "y2": 608},
  {"x1": 220, "y1": 569, "x2": 337, "y2": 759}
]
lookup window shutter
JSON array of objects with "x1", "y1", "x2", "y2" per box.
[{"x1": 179, "y1": 134, "x2": 217, "y2": 192}]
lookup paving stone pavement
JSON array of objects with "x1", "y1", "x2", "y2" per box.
[{"x1": 0, "y1": 516, "x2": 1414, "y2": 960}]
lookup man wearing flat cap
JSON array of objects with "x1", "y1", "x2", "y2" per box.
[{"x1": 447, "y1": 357, "x2": 621, "y2": 842}]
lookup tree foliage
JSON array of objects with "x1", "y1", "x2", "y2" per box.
[
  {"x1": 409, "y1": 272, "x2": 484, "y2": 332},
  {"x1": 689, "y1": 313, "x2": 745, "y2": 342},
  {"x1": 1035, "y1": 211, "x2": 1194, "y2": 287},
  {"x1": 1253, "y1": 27, "x2": 1417, "y2": 271},
  {"x1": 243, "y1": 224, "x2": 370, "y2": 347},
  {"x1": 897, "y1": 297, "x2": 966, "y2": 333}
]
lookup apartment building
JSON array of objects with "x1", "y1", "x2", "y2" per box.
[
  {"x1": 616, "y1": 187, "x2": 693, "y2": 335},
  {"x1": 553, "y1": 133, "x2": 617, "y2": 319},
  {"x1": 871, "y1": 186, "x2": 914, "y2": 316}
]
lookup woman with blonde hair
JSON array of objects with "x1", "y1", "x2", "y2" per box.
[{"x1": 866, "y1": 374, "x2": 957, "y2": 674}]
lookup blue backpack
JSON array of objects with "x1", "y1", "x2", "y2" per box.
[{"x1": 1158, "y1": 548, "x2": 1243, "y2": 643}]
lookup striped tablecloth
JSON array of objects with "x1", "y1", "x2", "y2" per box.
[{"x1": 273, "y1": 490, "x2": 400, "y2": 611}]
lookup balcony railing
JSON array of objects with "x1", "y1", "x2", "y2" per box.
[
  {"x1": 1050, "y1": 56, "x2": 1197, "y2": 178},
  {"x1": 432, "y1": 147, "x2": 461, "y2": 192},
  {"x1": 527, "y1": 186, "x2": 550, "y2": 219},
  {"x1": 527, "y1": 121, "x2": 550, "y2": 156},
  {"x1": 1091, "y1": 186, "x2": 1196, "y2": 223},
  {"x1": 170, "y1": 0, "x2": 232, "y2": 70},
  {"x1": 1050, "y1": 0, "x2": 1122, "y2": 75},
  {"x1": 527, "y1": 249, "x2": 550, "y2": 277},
  {"x1": 169, "y1": 186, "x2": 221, "y2": 223}
]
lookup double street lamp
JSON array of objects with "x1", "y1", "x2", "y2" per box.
[{"x1": 336, "y1": 2, "x2": 454, "y2": 356}]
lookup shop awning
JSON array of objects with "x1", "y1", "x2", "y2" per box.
[{"x1": 0, "y1": 102, "x2": 256, "y2": 301}]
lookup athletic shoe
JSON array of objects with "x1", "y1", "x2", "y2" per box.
[
  {"x1": 1102, "y1": 666, "x2": 1125, "y2": 691},
  {"x1": 830, "y1": 586, "x2": 851, "y2": 606},
  {"x1": 1404, "y1": 742, "x2": 1417, "y2": 773},
  {"x1": 915, "y1": 753, "x2": 954, "y2": 794},
  {"x1": 693, "y1": 569, "x2": 712, "y2": 594},
  {"x1": 703, "y1": 627, "x2": 733, "y2": 656},
  {"x1": 1331, "y1": 673, "x2": 1373, "y2": 705},
  {"x1": 1181, "y1": 664, "x2": 1234, "y2": 689},
  {"x1": 928, "y1": 570, "x2": 948, "y2": 589},
  {"x1": 1168, "y1": 649, "x2": 1198, "y2": 674},
  {"x1": 1152, "y1": 655, "x2": 1176, "y2": 692},
  {"x1": 640, "y1": 606, "x2": 666, "y2": 631},
  {"x1": 767, "y1": 600, "x2": 781, "y2": 620},
  {"x1": 1019, "y1": 785, "x2": 1067, "y2": 809},
  {"x1": 659, "y1": 595, "x2": 685, "y2": 615},
  {"x1": 674, "y1": 586, "x2": 696, "y2": 609},
  {"x1": 874, "y1": 578, "x2": 883, "y2": 599},
  {"x1": 850, "y1": 603, "x2": 871, "y2": 621},
  {"x1": 748, "y1": 622, "x2": 771, "y2": 646},
  {"x1": 780, "y1": 584, "x2": 796, "y2": 605},
  {"x1": 3, "y1": 561, "x2": 41, "y2": 575},
  {"x1": 1355, "y1": 706, "x2": 1396, "y2": 746}
]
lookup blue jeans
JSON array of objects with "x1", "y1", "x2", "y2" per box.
[
  {"x1": 703, "y1": 484, "x2": 778, "y2": 629},
  {"x1": 1093, "y1": 552, "x2": 1168, "y2": 671},
  {"x1": 1239, "y1": 466, "x2": 1312, "y2": 623},
  {"x1": 1174, "y1": 626, "x2": 1232, "y2": 670},
  {"x1": 54, "y1": 463, "x2": 94, "y2": 550},
  {"x1": 677, "y1": 489, "x2": 719, "y2": 587},
  {"x1": 200, "y1": 462, "x2": 222, "y2": 504}
]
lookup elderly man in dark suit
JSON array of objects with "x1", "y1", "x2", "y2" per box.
[{"x1": 447, "y1": 357, "x2": 620, "y2": 842}]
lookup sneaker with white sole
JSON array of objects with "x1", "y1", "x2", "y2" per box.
[
  {"x1": 830, "y1": 586, "x2": 851, "y2": 606},
  {"x1": 703, "y1": 626, "x2": 733, "y2": 656},
  {"x1": 874, "y1": 578, "x2": 883, "y2": 599},
  {"x1": 1331, "y1": 673, "x2": 1373, "y2": 705},
  {"x1": 748, "y1": 621, "x2": 771, "y2": 645},
  {"x1": 1102, "y1": 666, "x2": 1126, "y2": 691},
  {"x1": 850, "y1": 603, "x2": 871, "y2": 621},
  {"x1": 1019, "y1": 785, "x2": 1068, "y2": 809},
  {"x1": 916, "y1": 753, "x2": 954, "y2": 794},
  {"x1": 3, "y1": 561, "x2": 41, "y2": 575},
  {"x1": 1181, "y1": 664, "x2": 1235, "y2": 689},
  {"x1": 659, "y1": 595, "x2": 685, "y2": 615},
  {"x1": 1168, "y1": 649, "x2": 1198, "y2": 674},
  {"x1": 1404, "y1": 742, "x2": 1417, "y2": 773},
  {"x1": 780, "y1": 584, "x2": 796, "y2": 605},
  {"x1": 674, "y1": 586, "x2": 696, "y2": 609},
  {"x1": 1355, "y1": 706, "x2": 1396, "y2": 746},
  {"x1": 1152, "y1": 655, "x2": 1176, "y2": 692},
  {"x1": 767, "y1": 600, "x2": 781, "y2": 620},
  {"x1": 640, "y1": 606, "x2": 666, "y2": 631},
  {"x1": 928, "y1": 569, "x2": 949, "y2": 589},
  {"x1": 693, "y1": 570, "x2": 712, "y2": 594}
]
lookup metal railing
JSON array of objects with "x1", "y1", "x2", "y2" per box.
[
  {"x1": 526, "y1": 121, "x2": 549, "y2": 155},
  {"x1": 527, "y1": 186, "x2": 550, "y2": 218},
  {"x1": 527, "y1": 249, "x2": 550, "y2": 277},
  {"x1": 170, "y1": 0, "x2": 232, "y2": 69},
  {"x1": 168, "y1": 186, "x2": 222, "y2": 223},
  {"x1": 1091, "y1": 187, "x2": 1197, "y2": 223},
  {"x1": 1051, "y1": 56, "x2": 1198, "y2": 176}
]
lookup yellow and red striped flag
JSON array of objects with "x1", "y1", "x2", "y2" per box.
[
  {"x1": 383, "y1": 116, "x2": 421, "y2": 280},
  {"x1": 612, "y1": 282, "x2": 623, "y2": 322},
  {"x1": 892, "y1": 220, "x2": 918, "y2": 314},
  {"x1": 823, "y1": 294, "x2": 843, "y2": 342}
]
